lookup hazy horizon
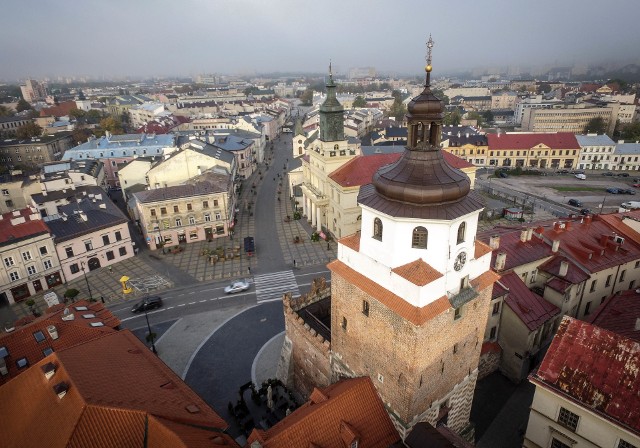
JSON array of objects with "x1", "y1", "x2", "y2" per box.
[{"x1": 3, "y1": 0, "x2": 640, "y2": 80}]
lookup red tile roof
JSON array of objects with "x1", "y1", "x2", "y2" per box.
[
  {"x1": 532, "y1": 317, "x2": 640, "y2": 435},
  {"x1": 246, "y1": 377, "x2": 400, "y2": 448},
  {"x1": 443, "y1": 150, "x2": 475, "y2": 169},
  {"x1": 0, "y1": 299, "x2": 119, "y2": 385},
  {"x1": 0, "y1": 207, "x2": 50, "y2": 245},
  {"x1": 586, "y1": 289, "x2": 640, "y2": 342},
  {"x1": 40, "y1": 100, "x2": 77, "y2": 118},
  {"x1": 487, "y1": 132, "x2": 579, "y2": 151},
  {"x1": 339, "y1": 232, "x2": 360, "y2": 252},
  {"x1": 538, "y1": 255, "x2": 590, "y2": 284},
  {"x1": 0, "y1": 330, "x2": 236, "y2": 448},
  {"x1": 329, "y1": 153, "x2": 401, "y2": 187},
  {"x1": 391, "y1": 258, "x2": 443, "y2": 286},
  {"x1": 501, "y1": 272, "x2": 560, "y2": 331},
  {"x1": 478, "y1": 227, "x2": 554, "y2": 272}
]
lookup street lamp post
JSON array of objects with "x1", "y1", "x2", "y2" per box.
[
  {"x1": 80, "y1": 262, "x2": 93, "y2": 301},
  {"x1": 144, "y1": 307, "x2": 157, "y2": 354}
]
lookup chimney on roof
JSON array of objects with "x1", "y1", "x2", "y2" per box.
[
  {"x1": 552, "y1": 240, "x2": 560, "y2": 253},
  {"x1": 600, "y1": 234, "x2": 609, "y2": 246},
  {"x1": 494, "y1": 252, "x2": 506, "y2": 271},
  {"x1": 526, "y1": 228, "x2": 533, "y2": 241},
  {"x1": 47, "y1": 324, "x2": 59, "y2": 339},
  {"x1": 489, "y1": 234, "x2": 500, "y2": 249},
  {"x1": 41, "y1": 362, "x2": 56, "y2": 380},
  {"x1": 584, "y1": 214, "x2": 592, "y2": 224},
  {"x1": 559, "y1": 260, "x2": 569, "y2": 277},
  {"x1": 520, "y1": 229, "x2": 527, "y2": 242}
]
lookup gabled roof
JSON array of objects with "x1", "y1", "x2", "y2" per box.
[
  {"x1": 391, "y1": 258, "x2": 443, "y2": 286},
  {"x1": 487, "y1": 132, "x2": 579, "y2": 151},
  {"x1": 478, "y1": 227, "x2": 554, "y2": 271},
  {"x1": 501, "y1": 272, "x2": 560, "y2": 331},
  {"x1": 134, "y1": 175, "x2": 230, "y2": 204},
  {"x1": 329, "y1": 153, "x2": 400, "y2": 187},
  {"x1": 586, "y1": 289, "x2": 640, "y2": 342},
  {"x1": 246, "y1": 377, "x2": 400, "y2": 448},
  {"x1": 0, "y1": 207, "x2": 49, "y2": 246},
  {"x1": 537, "y1": 255, "x2": 590, "y2": 284},
  {"x1": 0, "y1": 330, "x2": 235, "y2": 448},
  {"x1": 0, "y1": 300, "x2": 119, "y2": 386},
  {"x1": 532, "y1": 317, "x2": 640, "y2": 435},
  {"x1": 575, "y1": 134, "x2": 616, "y2": 147}
]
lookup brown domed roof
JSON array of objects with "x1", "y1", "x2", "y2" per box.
[
  {"x1": 407, "y1": 85, "x2": 444, "y2": 119},
  {"x1": 372, "y1": 148, "x2": 470, "y2": 205}
]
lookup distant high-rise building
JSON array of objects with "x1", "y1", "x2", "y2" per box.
[
  {"x1": 348, "y1": 67, "x2": 376, "y2": 79},
  {"x1": 20, "y1": 79, "x2": 47, "y2": 103}
]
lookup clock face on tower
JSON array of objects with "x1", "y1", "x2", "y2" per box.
[{"x1": 454, "y1": 251, "x2": 467, "y2": 271}]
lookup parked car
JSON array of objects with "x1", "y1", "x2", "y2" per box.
[
  {"x1": 619, "y1": 189, "x2": 636, "y2": 195},
  {"x1": 633, "y1": 183, "x2": 640, "y2": 188},
  {"x1": 224, "y1": 280, "x2": 250, "y2": 294},
  {"x1": 618, "y1": 173, "x2": 630, "y2": 177},
  {"x1": 575, "y1": 173, "x2": 586, "y2": 180},
  {"x1": 602, "y1": 172, "x2": 615, "y2": 177},
  {"x1": 497, "y1": 171, "x2": 508, "y2": 178},
  {"x1": 606, "y1": 187, "x2": 620, "y2": 194},
  {"x1": 568, "y1": 199, "x2": 583, "y2": 207},
  {"x1": 556, "y1": 169, "x2": 570, "y2": 174},
  {"x1": 580, "y1": 208, "x2": 592, "y2": 215},
  {"x1": 131, "y1": 296, "x2": 163, "y2": 313}
]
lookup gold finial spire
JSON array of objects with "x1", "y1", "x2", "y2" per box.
[
  {"x1": 425, "y1": 34, "x2": 434, "y2": 85},
  {"x1": 329, "y1": 60, "x2": 333, "y2": 81}
]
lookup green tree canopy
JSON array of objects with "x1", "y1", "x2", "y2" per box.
[
  {"x1": 584, "y1": 117, "x2": 607, "y2": 134},
  {"x1": 69, "y1": 108, "x2": 86, "y2": 121},
  {"x1": 0, "y1": 105, "x2": 13, "y2": 117},
  {"x1": 353, "y1": 96, "x2": 366, "y2": 108},
  {"x1": 16, "y1": 99, "x2": 31, "y2": 112},
  {"x1": 86, "y1": 109, "x2": 103, "y2": 124},
  {"x1": 300, "y1": 89, "x2": 313, "y2": 106},
  {"x1": 15, "y1": 122, "x2": 42, "y2": 139},
  {"x1": 620, "y1": 121, "x2": 640, "y2": 142},
  {"x1": 99, "y1": 117, "x2": 124, "y2": 135},
  {"x1": 444, "y1": 109, "x2": 462, "y2": 126}
]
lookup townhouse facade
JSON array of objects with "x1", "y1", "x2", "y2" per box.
[
  {"x1": 575, "y1": 134, "x2": 616, "y2": 170},
  {"x1": 0, "y1": 116, "x2": 31, "y2": 138},
  {"x1": 613, "y1": 142, "x2": 640, "y2": 172},
  {"x1": 486, "y1": 132, "x2": 581, "y2": 169},
  {"x1": 0, "y1": 132, "x2": 74, "y2": 168},
  {"x1": 0, "y1": 208, "x2": 63, "y2": 305}
]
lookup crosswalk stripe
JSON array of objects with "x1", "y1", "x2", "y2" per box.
[{"x1": 253, "y1": 270, "x2": 300, "y2": 303}]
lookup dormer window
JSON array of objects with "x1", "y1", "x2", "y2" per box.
[
  {"x1": 412, "y1": 226, "x2": 428, "y2": 249},
  {"x1": 373, "y1": 218, "x2": 383, "y2": 241},
  {"x1": 457, "y1": 222, "x2": 466, "y2": 244}
]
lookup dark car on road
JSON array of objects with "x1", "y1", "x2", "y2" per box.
[
  {"x1": 131, "y1": 296, "x2": 163, "y2": 313},
  {"x1": 580, "y1": 208, "x2": 592, "y2": 215},
  {"x1": 619, "y1": 189, "x2": 636, "y2": 195},
  {"x1": 618, "y1": 173, "x2": 630, "y2": 177},
  {"x1": 568, "y1": 199, "x2": 582, "y2": 207},
  {"x1": 602, "y1": 172, "x2": 615, "y2": 177},
  {"x1": 556, "y1": 169, "x2": 570, "y2": 174},
  {"x1": 606, "y1": 187, "x2": 620, "y2": 194}
]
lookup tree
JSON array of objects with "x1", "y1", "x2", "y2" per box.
[
  {"x1": 620, "y1": 121, "x2": 640, "y2": 141},
  {"x1": 72, "y1": 128, "x2": 92, "y2": 145},
  {"x1": 481, "y1": 110, "x2": 494, "y2": 125},
  {"x1": 538, "y1": 83, "x2": 552, "y2": 94},
  {"x1": 353, "y1": 96, "x2": 366, "y2": 108},
  {"x1": 15, "y1": 122, "x2": 42, "y2": 139},
  {"x1": 584, "y1": 117, "x2": 607, "y2": 134},
  {"x1": 69, "y1": 108, "x2": 86, "y2": 122},
  {"x1": 465, "y1": 111, "x2": 483, "y2": 126},
  {"x1": 99, "y1": 117, "x2": 124, "y2": 135},
  {"x1": 444, "y1": 109, "x2": 462, "y2": 126},
  {"x1": 387, "y1": 90, "x2": 407, "y2": 119},
  {"x1": 0, "y1": 105, "x2": 13, "y2": 117},
  {"x1": 16, "y1": 99, "x2": 31, "y2": 112},
  {"x1": 300, "y1": 89, "x2": 313, "y2": 106},
  {"x1": 77, "y1": 89, "x2": 86, "y2": 100},
  {"x1": 86, "y1": 109, "x2": 103, "y2": 124}
]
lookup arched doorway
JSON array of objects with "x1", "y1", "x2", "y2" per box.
[{"x1": 88, "y1": 257, "x2": 101, "y2": 271}]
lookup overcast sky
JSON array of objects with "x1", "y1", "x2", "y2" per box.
[{"x1": 3, "y1": 0, "x2": 640, "y2": 80}]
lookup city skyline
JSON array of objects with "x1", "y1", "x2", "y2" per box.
[{"x1": 3, "y1": 0, "x2": 640, "y2": 80}]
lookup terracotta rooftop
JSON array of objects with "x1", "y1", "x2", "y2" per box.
[
  {"x1": 338, "y1": 232, "x2": 360, "y2": 252},
  {"x1": 487, "y1": 132, "x2": 580, "y2": 151},
  {"x1": 0, "y1": 299, "x2": 119, "y2": 385},
  {"x1": 391, "y1": 258, "x2": 443, "y2": 286},
  {"x1": 474, "y1": 239, "x2": 493, "y2": 260},
  {"x1": 538, "y1": 255, "x2": 590, "y2": 285},
  {"x1": 246, "y1": 377, "x2": 400, "y2": 448},
  {"x1": 586, "y1": 289, "x2": 640, "y2": 342},
  {"x1": 532, "y1": 317, "x2": 640, "y2": 435},
  {"x1": 0, "y1": 207, "x2": 50, "y2": 245},
  {"x1": 0, "y1": 330, "x2": 236, "y2": 448},
  {"x1": 501, "y1": 272, "x2": 560, "y2": 331},
  {"x1": 329, "y1": 153, "x2": 401, "y2": 187},
  {"x1": 328, "y1": 260, "x2": 450, "y2": 326},
  {"x1": 478, "y1": 228, "x2": 553, "y2": 272}
]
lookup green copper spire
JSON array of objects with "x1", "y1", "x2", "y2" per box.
[{"x1": 319, "y1": 61, "x2": 344, "y2": 142}]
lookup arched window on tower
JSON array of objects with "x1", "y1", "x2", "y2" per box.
[
  {"x1": 373, "y1": 218, "x2": 383, "y2": 241},
  {"x1": 429, "y1": 121, "x2": 438, "y2": 145},
  {"x1": 334, "y1": 144, "x2": 339, "y2": 150},
  {"x1": 416, "y1": 122, "x2": 423, "y2": 144},
  {"x1": 457, "y1": 222, "x2": 466, "y2": 244},
  {"x1": 412, "y1": 226, "x2": 428, "y2": 249}
]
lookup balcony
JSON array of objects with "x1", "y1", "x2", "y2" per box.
[{"x1": 448, "y1": 285, "x2": 478, "y2": 309}]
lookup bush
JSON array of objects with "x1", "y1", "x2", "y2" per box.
[
  {"x1": 25, "y1": 299, "x2": 36, "y2": 307},
  {"x1": 311, "y1": 232, "x2": 320, "y2": 242},
  {"x1": 64, "y1": 288, "x2": 80, "y2": 299},
  {"x1": 293, "y1": 211, "x2": 302, "y2": 220}
]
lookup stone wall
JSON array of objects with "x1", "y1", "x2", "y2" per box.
[{"x1": 478, "y1": 342, "x2": 502, "y2": 379}]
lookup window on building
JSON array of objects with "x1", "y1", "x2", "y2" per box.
[
  {"x1": 557, "y1": 407, "x2": 579, "y2": 431},
  {"x1": 106, "y1": 251, "x2": 114, "y2": 261},
  {"x1": 27, "y1": 265, "x2": 37, "y2": 275},
  {"x1": 618, "y1": 440, "x2": 638, "y2": 448},
  {"x1": 362, "y1": 300, "x2": 370, "y2": 316},
  {"x1": 492, "y1": 302, "x2": 500, "y2": 315},
  {"x1": 3, "y1": 256, "x2": 14, "y2": 267},
  {"x1": 1, "y1": 189, "x2": 8, "y2": 196},
  {"x1": 189, "y1": 216, "x2": 196, "y2": 225},
  {"x1": 373, "y1": 218, "x2": 383, "y2": 241},
  {"x1": 173, "y1": 205, "x2": 179, "y2": 213},
  {"x1": 119, "y1": 247, "x2": 127, "y2": 256},
  {"x1": 175, "y1": 218, "x2": 182, "y2": 226},
  {"x1": 102, "y1": 235, "x2": 110, "y2": 246},
  {"x1": 16, "y1": 358, "x2": 28, "y2": 369},
  {"x1": 530, "y1": 270, "x2": 537, "y2": 283},
  {"x1": 5, "y1": 199, "x2": 13, "y2": 208},
  {"x1": 160, "y1": 207, "x2": 167, "y2": 215},
  {"x1": 489, "y1": 326, "x2": 497, "y2": 340},
  {"x1": 589, "y1": 280, "x2": 597, "y2": 292},
  {"x1": 204, "y1": 214, "x2": 211, "y2": 222},
  {"x1": 70, "y1": 264, "x2": 79, "y2": 274},
  {"x1": 39, "y1": 246, "x2": 48, "y2": 256},
  {"x1": 65, "y1": 247, "x2": 74, "y2": 258},
  {"x1": 33, "y1": 331, "x2": 45, "y2": 343},
  {"x1": 21, "y1": 251, "x2": 32, "y2": 261},
  {"x1": 412, "y1": 226, "x2": 428, "y2": 248},
  {"x1": 84, "y1": 240, "x2": 93, "y2": 251},
  {"x1": 454, "y1": 307, "x2": 461, "y2": 320},
  {"x1": 620, "y1": 270, "x2": 626, "y2": 282},
  {"x1": 213, "y1": 199, "x2": 219, "y2": 207},
  {"x1": 150, "y1": 208, "x2": 157, "y2": 217},
  {"x1": 9, "y1": 272, "x2": 19, "y2": 281},
  {"x1": 341, "y1": 317, "x2": 347, "y2": 330},
  {"x1": 43, "y1": 347, "x2": 54, "y2": 357},
  {"x1": 606, "y1": 274, "x2": 612, "y2": 287},
  {"x1": 202, "y1": 201, "x2": 209, "y2": 209},
  {"x1": 453, "y1": 343, "x2": 458, "y2": 354},
  {"x1": 187, "y1": 203, "x2": 192, "y2": 211},
  {"x1": 215, "y1": 212, "x2": 221, "y2": 221},
  {"x1": 43, "y1": 259, "x2": 52, "y2": 270},
  {"x1": 115, "y1": 231, "x2": 122, "y2": 241},
  {"x1": 457, "y1": 222, "x2": 466, "y2": 244}
]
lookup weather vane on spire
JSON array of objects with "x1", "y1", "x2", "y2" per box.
[
  {"x1": 426, "y1": 35, "x2": 434, "y2": 71},
  {"x1": 329, "y1": 60, "x2": 333, "y2": 82}
]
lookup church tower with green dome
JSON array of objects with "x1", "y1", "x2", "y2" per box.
[{"x1": 318, "y1": 63, "x2": 345, "y2": 142}]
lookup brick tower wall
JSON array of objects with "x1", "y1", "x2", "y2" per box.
[{"x1": 330, "y1": 272, "x2": 493, "y2": 434}]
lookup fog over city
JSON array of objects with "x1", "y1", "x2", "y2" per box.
[{"x1": 3, "y1": 0, "x2": 640, "y2": 79}]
